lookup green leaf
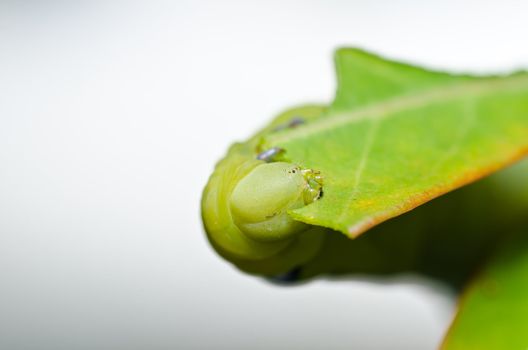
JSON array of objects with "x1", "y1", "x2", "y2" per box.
[
  {"x1": 441, "y1": 232, "x2": 528, "y2": 350},
  {"x1": 263, "y1": 48, "x2": 528, "y2": 237},
  {"x1": 295, "y1": 158, "x2": 528, "y2": 285}
]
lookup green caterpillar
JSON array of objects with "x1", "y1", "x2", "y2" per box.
[{"x1": 201, "y1": 106, "x2": 330, "y2": 276}]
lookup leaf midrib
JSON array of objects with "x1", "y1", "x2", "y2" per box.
[{"x1": 265, "y1": 74, "x2": 528, "y2": 146}]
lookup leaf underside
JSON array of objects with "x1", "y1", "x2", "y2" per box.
[{"x1": 262, "y1": 48, "x2": 528, "y2": 237}]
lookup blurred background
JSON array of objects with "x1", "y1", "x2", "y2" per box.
[{"x1": 1, "y1": 1, "x2": 527, "y2": 349}]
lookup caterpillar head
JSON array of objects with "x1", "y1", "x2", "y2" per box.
[
  {"x1": 230, "y1": 162, "x2": 322, "y2": 242},
  {"x1": 201, "y1": 148, "x2": 325, "y2": 276}
]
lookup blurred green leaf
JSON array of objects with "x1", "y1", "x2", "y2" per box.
[{"x1": 441, "y1": 231, "x2": 528, "y2": 350}]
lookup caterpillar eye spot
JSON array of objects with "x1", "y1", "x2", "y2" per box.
[
  {"x1": 288, "y1": 117, "x2": 305, "y2": 128},
  {"x1": 268, "y1": 266, "x2": 302, "y2": 284},
  {"x1": 272, "y1": 116, "x2": 306, "y2": 132},
  {"x1": 256, "y1": 147, "x2": 284, "y2": 162}
]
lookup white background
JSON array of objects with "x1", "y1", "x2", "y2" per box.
[{"x1": 1, "y1": 1, "x2": 527, "y2": 349}]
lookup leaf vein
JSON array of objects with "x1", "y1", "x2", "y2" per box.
[
  {"x1": 338, "y1": 118, "x2": 380, "y2": 224},
  {"x1": 267, "y1": 75, "x2": 528, "y2": 146}
]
